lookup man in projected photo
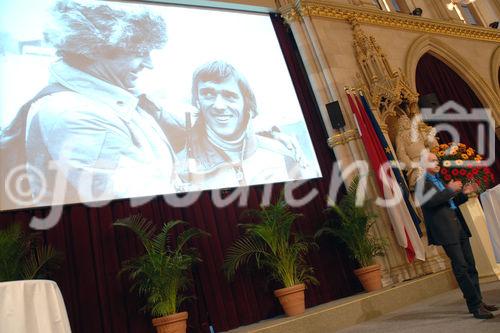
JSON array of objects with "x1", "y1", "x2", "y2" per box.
[
  {"x1": 177, "y1": 60, "x2": 315, "y2": 190},
  {"x1": 0, "y1": 0, "x2": 182, "y2": 207}
]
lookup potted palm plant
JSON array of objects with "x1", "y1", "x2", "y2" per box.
[
  {"x1": 0, "y1": 222, "x2": 62, "y2": 282},
  {"x1": 223, "y1": 195, "x2": 318, "y2": 317},
  {"x1": 315, "y1": 176, "x2": 387, "y2": 292},
  {"x1": 114, "y1": 215, "x2": 209, "y2": 333}
]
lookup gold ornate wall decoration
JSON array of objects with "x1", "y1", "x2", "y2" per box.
[
  {"x1": 350, "y1": 21, "x2": 442, "y2": 191},
  {"x1": 279, "y1": 3, "x2": 301, "y2": 23},
  {"x1": 279, "y1": 1, "x2": 500, "y2": 43},
  {"x1": 351, "y1": 19, "x2": 419, "y2": 125},
  {"x1": 327, "y1": 129, "x2": 361, "y2": 147},
  {"x1": 379, "y1": 123, "x2": 388, "y2": 135}
]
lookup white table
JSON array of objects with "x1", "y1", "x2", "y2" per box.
[
  {"x1": 480, "y1": 185, "x2": 500, "y2": 263},
  {"x1": 0, "y1": 280, "x2": 72, "y2": 333}
]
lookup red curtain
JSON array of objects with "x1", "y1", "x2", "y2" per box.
[
  {"x1": 415, "y1": 53, "x2": 500, "y2": 184},
  {"x1": 0, "y1": 15, "x2": 361, "y2": 333}
]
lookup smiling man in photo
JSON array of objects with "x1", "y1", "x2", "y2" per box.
[{"x1": 177, "y1": 60, "x2": 315, "y2": 191}]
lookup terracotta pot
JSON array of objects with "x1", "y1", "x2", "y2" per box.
[
  {"x1": 273, "y1": 283, "x2": 306, "y2": 316},
  {"x1": 354, "y1": 264, "x2": 382, "y2": 292},
  {"x1": 152, "y1": 311, "x2": 188, "y2": 333}
]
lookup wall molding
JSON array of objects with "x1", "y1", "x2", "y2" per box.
[
  {"x1": 327, "y1": 129, "x2": 360, "y2": 147},
  {"x1": 491, "y1": 46, "x2": 500, "y2": 98},
  {"x1": 279, "y1": 1, "x2": 500, "y2": 43}
]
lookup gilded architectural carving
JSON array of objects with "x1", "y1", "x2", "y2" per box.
[
  {"x1": 327, "y1": 129, "x2": 361, "y2": 147},
  {"x1": 280, "y1": 3, "x2": 301, "y2": 22},
  {"x1": 349, "y1": 22, "x2": 443, "y2": 190},
  {"x1": 351, "y1": 20, "x2": 419, "y2": 123},
  {"x1": 279, "y1": 1, "x2": 500, "y2": 43}
]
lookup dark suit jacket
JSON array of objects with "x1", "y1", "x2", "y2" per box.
[{"x1": 421, "y1": 178, "x2": 471, "y2": 246}]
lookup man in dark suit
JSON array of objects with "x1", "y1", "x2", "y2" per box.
[{"x1": 418, "y1": 152, "x2": 497, "y2": 319}]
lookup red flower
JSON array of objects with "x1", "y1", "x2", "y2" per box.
[
  {"x1": 472, "y1": 169, "x2": 479, "y2": 175},
  {"x1": 466, "y1": 173, "x2": 474, "y2": 179},
  {"x1": 440, "y1": 168, "x2": 448, "y2": 175},
  {"x1": 483, "y1": 175, "x2": 490, "y2": 181},
  {"x1": 459, "y1": 169, "x2": 467, "y2": 176},
  {"x1": 484, "y1": 168, "x2": 491, "y2": 174},
  {"x1": 444, "y1": 174, "x2": 452, "y2": 181},
  {"x1": 451, "y1": 169, "x2": 459, "y2": 176}
]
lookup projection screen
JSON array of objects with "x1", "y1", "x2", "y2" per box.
[{"x1": 0, "y1": 0, "x2": 322, "y2": 210}]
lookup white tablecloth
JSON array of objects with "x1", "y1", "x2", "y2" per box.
[
  {"x1": 480, "y1": 185, "x2": 500, "y2": 263},
  {"x1": 0, "y1": 280, "x2": 72, "y2": 333}
]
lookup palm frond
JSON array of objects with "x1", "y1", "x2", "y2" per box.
[
  {"x1": 22, "y1": 245, "x2": 62, "y2": 280},
  {"x1": 151, "y1": 224, "x2": 170, "y2": 255},
  {"x1": 0, "y1": 223, "x2": 62, "y2": 282},
  {"x1": 175, "y1": 226, "x2": 210, "y2": 255},
  {"x1": 114, "y1": 215, "x2": 156, "y2": 251},
  {"x1": 115, "y1": 215, "x2": 209, "y2": 317},
  {"x1": 319, "y1": 175, "x2": 386, "y2": 267},
  {"x1": 223, "y1": 236, "x2": 268, "y2": 280},
  {"x1": 0, "y1": 223, "x2": 26, "y2": 281},
  {"x1": 224, "y1": 194, "x2": 317, "y2": 288}
]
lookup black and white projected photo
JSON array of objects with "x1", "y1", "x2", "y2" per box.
[{"x1": 0, "y1": 0, "x2": 322, "y2": 210}]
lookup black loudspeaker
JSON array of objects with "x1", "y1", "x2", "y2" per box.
[
  {"x1": 418, "y1": 93, "x2": 440, "y2": 109},
  {"x1": 325, "y1": 101, "x2": 345, "y2": 129}
]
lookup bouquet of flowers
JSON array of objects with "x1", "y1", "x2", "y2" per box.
[{"x1": 431, "y1": 142, "x2": 495, "y2": 193}]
